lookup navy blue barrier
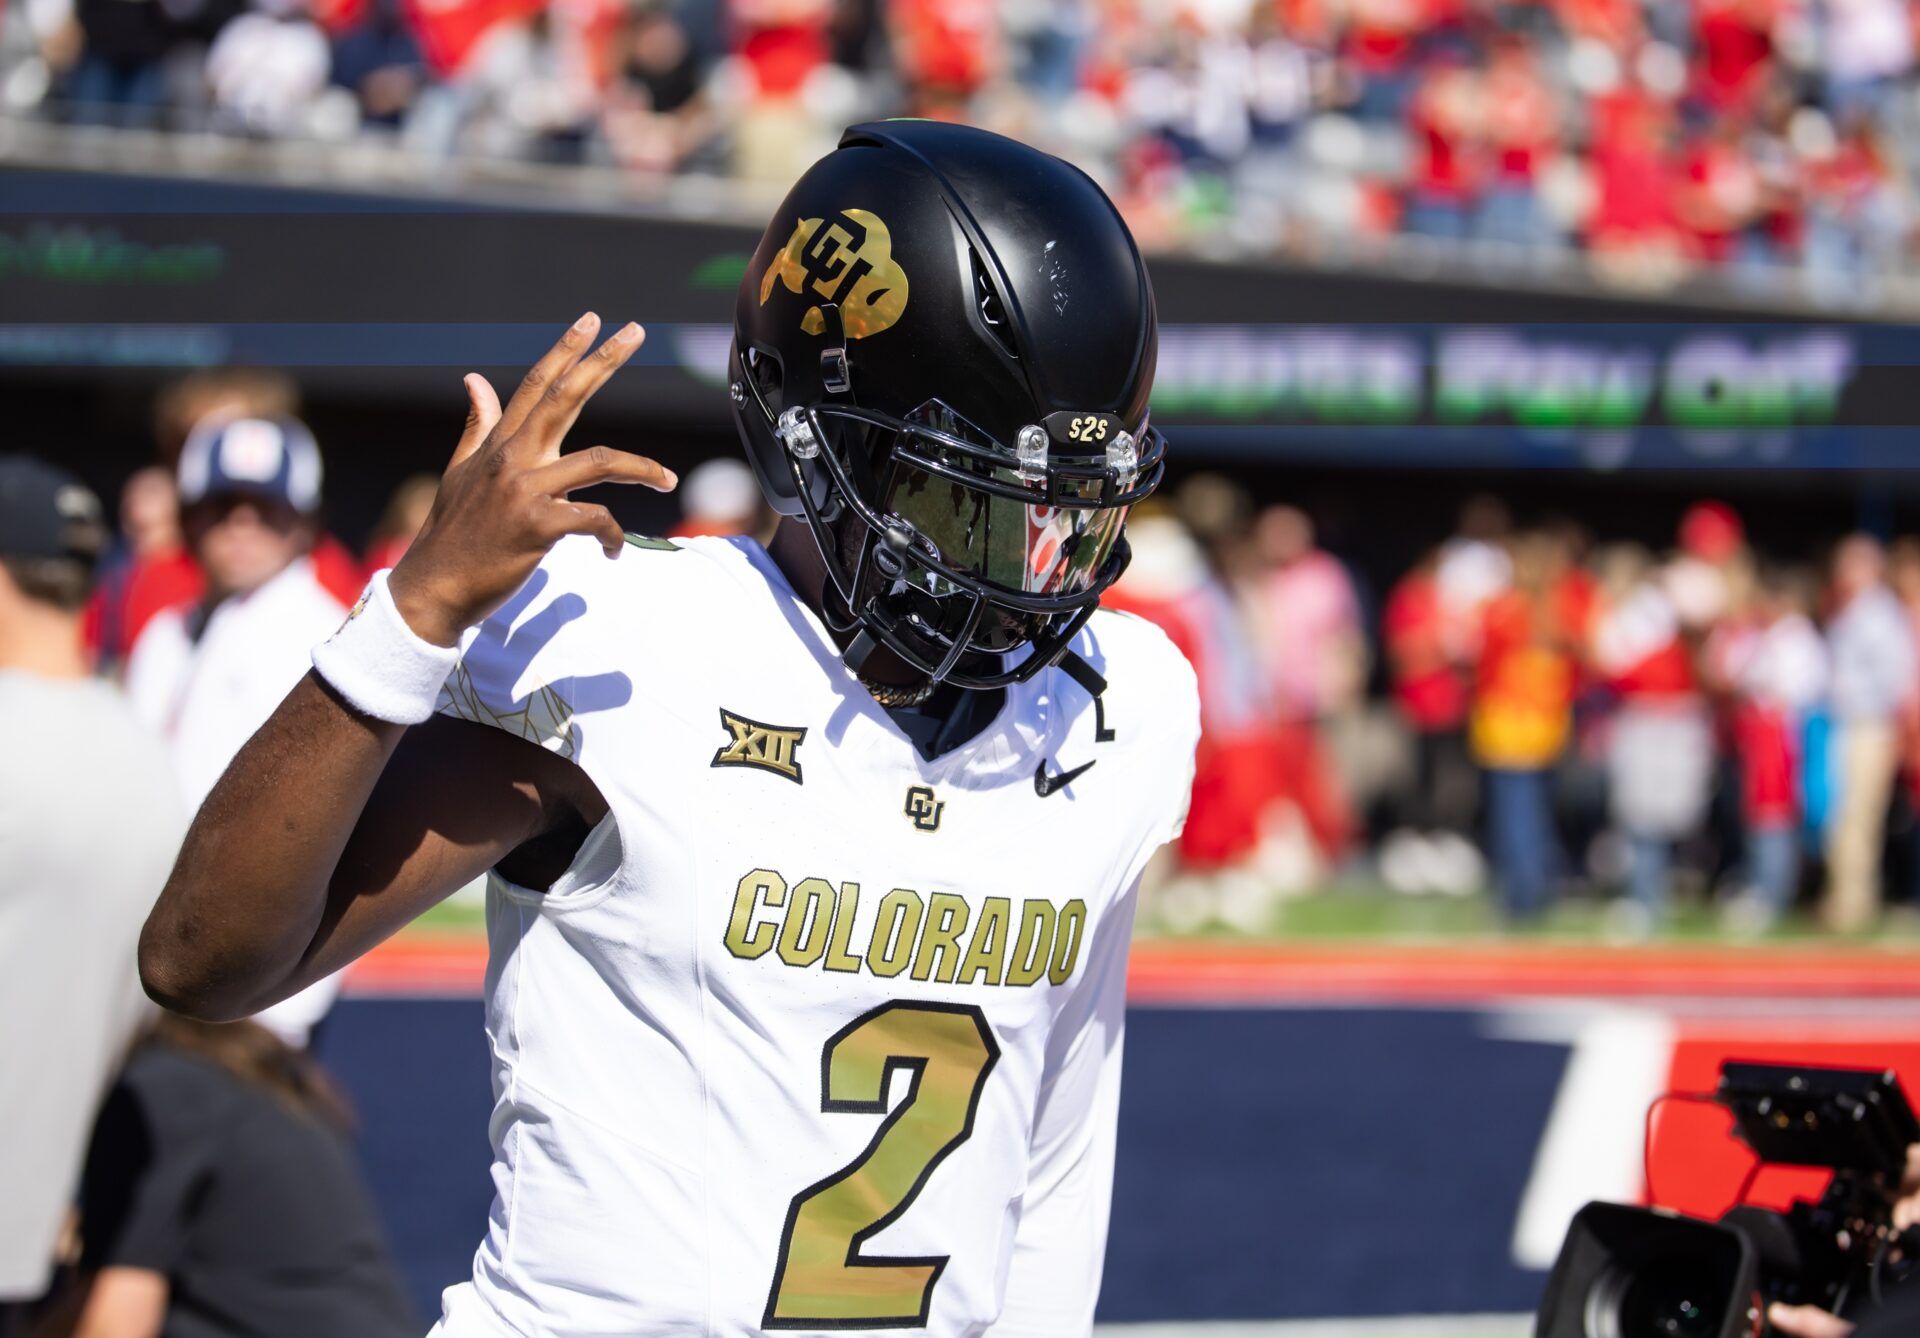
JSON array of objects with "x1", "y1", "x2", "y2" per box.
[{"x1": 317, "y1": 999, "x2": 1567, "y2": 1324}]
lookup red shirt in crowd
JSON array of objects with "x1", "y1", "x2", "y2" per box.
[
  {"x1": 1681, "y1": 130, "x2": 1763, "y2": 263},
  {"x1": 1383, "y1": 568, "x2": 1470, "y2": 732},
  {"x1": 730, "y1": 0, "x2": 831, "y2": 97},
  {"x1": 1485, "y1": 49, "x2": 1556, "y2": 184},
  {"x1": 1692, "y1": 0, "x2": 1776, "y2": 113},
  {"x1": 1407, "y1": 65, "x2": 1479, "y2": 201},
  {"x1": 1344, "y1": 0, "x2": 1427, "y2": 75},
  {"x1": 888, "y1": 0, "x2": 996, "y2": 101},
  {"x1": 1586, "y1": 91, "x2": 1679, "y2": 250}
]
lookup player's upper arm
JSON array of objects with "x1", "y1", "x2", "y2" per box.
[
  {"x1": 295, "y1": 534, "x2": 653, "y2": 990},
  {"x1": 293, "y1": 713, "x2": 604, "y2": 986}
]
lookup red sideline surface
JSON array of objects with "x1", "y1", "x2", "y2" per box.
[{"x1": 346, "y1": 935, "x2": 1920, "y2": 1003}]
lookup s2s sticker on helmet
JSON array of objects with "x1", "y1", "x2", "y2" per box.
[
  {"x1": 758, "y1": 209, "x2": 910, "y2": 340},
  {"x1": 1042, "y1": 410, "x2": 1119, "y2": 447}
]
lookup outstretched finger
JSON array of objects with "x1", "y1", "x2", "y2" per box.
[
  {"x1": 546, "y1": 501, "x2": 627, "y2": 557},
  {"x1": 1767, "y1": 1304, "x2": 1854, "y2": 1338},
  {"x1": 519, "y1": 322, "x2": 645, "y2": 460},
  {"x1": 497, "y1": 312, "x2": 600, "y2": 445},
  {"x1": 529, "y1": 444, "x2": 678, "y2": 497},
  {"x1": 449, "y1": 374, "x2": 502, "y2": 468}
]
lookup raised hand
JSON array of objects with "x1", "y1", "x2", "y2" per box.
[
  {"x1": 1768, "y1": 1303, "x2": 1854, "y2": 1338},
  {"x1": 388, "y1": 313, "x2": 677, "y2": 647}
]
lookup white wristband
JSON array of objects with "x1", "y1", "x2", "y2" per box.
[{"x1": 312, "y1": 570, "x2": 460, "y2": 725}]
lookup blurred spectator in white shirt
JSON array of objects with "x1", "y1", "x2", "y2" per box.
[
  {"x1": 124, "y1": 413, "x2": 348, "y2": 1046},
  {"x1": 0, "y1": 457, "x2": 183, "y2": 1314},
  {"x1": 1819, "y1": 0, "x2": 1913, "y2": 124},
  {"x1": 1710, "y1": 564, "x2": 1829, "y2": 931},
  {"x1": 1823, "y1": 533, "x2": 1915, "y2": 931},
  {"x1": 205, "y1": 0, "x2": 332, "y2": 136},
  {"x1": 1591, "y1": 544, "x2": 1714, "y2": 932}
]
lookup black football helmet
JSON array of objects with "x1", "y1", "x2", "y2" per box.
[{"x1": 729, "y1": 120, "x2": 1166, "y2": 690}]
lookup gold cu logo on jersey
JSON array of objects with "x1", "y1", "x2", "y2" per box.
[
  {"x1": 758, "y1": 209, "x2": 909, "y2": 340},
  {"x1": 904, "y1": 785, "x2": 943, "y2": 832},
  {"x1": 712, "y1": 710, "x2": 807, "y2": 785}
]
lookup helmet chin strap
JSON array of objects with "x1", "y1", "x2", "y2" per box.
[{"x1": 830, "y1": 599, "x2": 937, "y2": 709}]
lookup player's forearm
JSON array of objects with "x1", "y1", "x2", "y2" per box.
[{"x1": 139, "y1": 673, "x2": 404, "y2": 1020}]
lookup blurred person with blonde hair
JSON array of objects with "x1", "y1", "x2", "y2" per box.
[
  {"x1": 0, "y1": 458, "x2": 182, "y2": 1319},
  {"x1": 1823, "y1": 533, "x2": 1915, "y2": 931}
]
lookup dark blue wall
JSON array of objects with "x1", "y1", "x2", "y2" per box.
[{"x1": 316, "y1": 1000, "x2": 1567, "y2": 1325}]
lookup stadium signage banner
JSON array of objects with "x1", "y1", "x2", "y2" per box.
[
  {"x1": 0, "y1": 164, "x2": 1907, "y2": 471},
  {"x1": 1151, "y1": 325, "x2": 1856, "y2": 428}
]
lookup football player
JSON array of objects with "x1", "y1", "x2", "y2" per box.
[{"x1": 140, "y1": 121, "x2": 1200, "y2": 1336}]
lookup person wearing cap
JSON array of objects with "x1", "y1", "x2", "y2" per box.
[
  {"x1": 667, "y1": 456, "x2": 773, "y2": 540},
  {"x1": 0, "y1": 457, "x2": 184, "y2": 1317},
  {"x1": 124, "y1": 413, "x2": 348, "y2": 1047}
]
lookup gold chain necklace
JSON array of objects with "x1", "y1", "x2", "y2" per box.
[{"x1": 861, "y1": 677, "x2": 937, "y2": 709}]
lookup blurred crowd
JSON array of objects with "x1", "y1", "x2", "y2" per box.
[
  {"x1": 1112, "y1": 480, "x2": 1920, "y2": 938},
  {"x1": 50, "y1": 364, "x2": 1920, "y2": 944},
  {"x1": 4, "y1": 0, "x2": 1920, "y2": 292},
  {"x1": 39, "y1": 367, "x2": 1920, "y2": 944}
]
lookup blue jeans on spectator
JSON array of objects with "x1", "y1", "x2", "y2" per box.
[
  {"x1": 1474, "y1": 185, "x2": 1549, "y2": 247},
  {"x1": 65, "y1": 56, "x2": 168, "y2": 125},
  {"x1": 1747, "y1": 823, "x2": 1799, "y2": 915},
  {"x1": 1405, "y1": 192, "x2": 1470, "y2": 240},
  {"x1": 1021, "y1": 18, "x2": 1085, "y2": 105},
  {"x1": 1354, "y1": 71, "x2": 1415, "y2": 122},
  {"x1": 1627, "y1": 832, "x2": 1671, "y2": 916},
  {"x1": 1486, "y1": 767, "x2": 1556, "y2": 919},
  {"x1": 1826, "y1": 74, "x2": 1900, "y2": 131}
]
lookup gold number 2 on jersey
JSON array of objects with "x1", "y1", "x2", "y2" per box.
[{"x1": 763, "y1": 1001, "x2": 1000, "y2": 1329}]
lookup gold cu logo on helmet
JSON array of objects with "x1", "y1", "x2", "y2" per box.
[{"x1": 758, "y1": 209, "x2": 909, "y2": 340}]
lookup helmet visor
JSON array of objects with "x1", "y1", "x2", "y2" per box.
[{"x1": 881, "y1": 403, "x2": 1132, "y2": 597}]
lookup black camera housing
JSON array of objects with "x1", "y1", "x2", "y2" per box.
[
  {"x1": 1537, "y1": 1202, "x2": 1758, "y2": 1338},
  {"x1": 1535, "y1": 1062, "x2": 1920, "y2": 1338}
]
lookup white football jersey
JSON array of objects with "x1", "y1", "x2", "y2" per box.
[{"x1": 426, "y1": 533, "x2": 1198, "y2": 1338}]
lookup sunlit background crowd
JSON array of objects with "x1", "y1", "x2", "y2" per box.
[
  {"x1": 4, "y1": 0, "x2": 1920, "y2": 295},
  {"x1": 60, "y1": 367, "x2": 1920, "y2": 946},
  {"x1": 1116, "y1": 474, "x2": 1920, "y2": 938}
]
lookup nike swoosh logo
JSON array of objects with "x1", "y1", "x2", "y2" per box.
[{"x1": 1034, "y1": 759, "x2": 1096, "y2": 798}]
